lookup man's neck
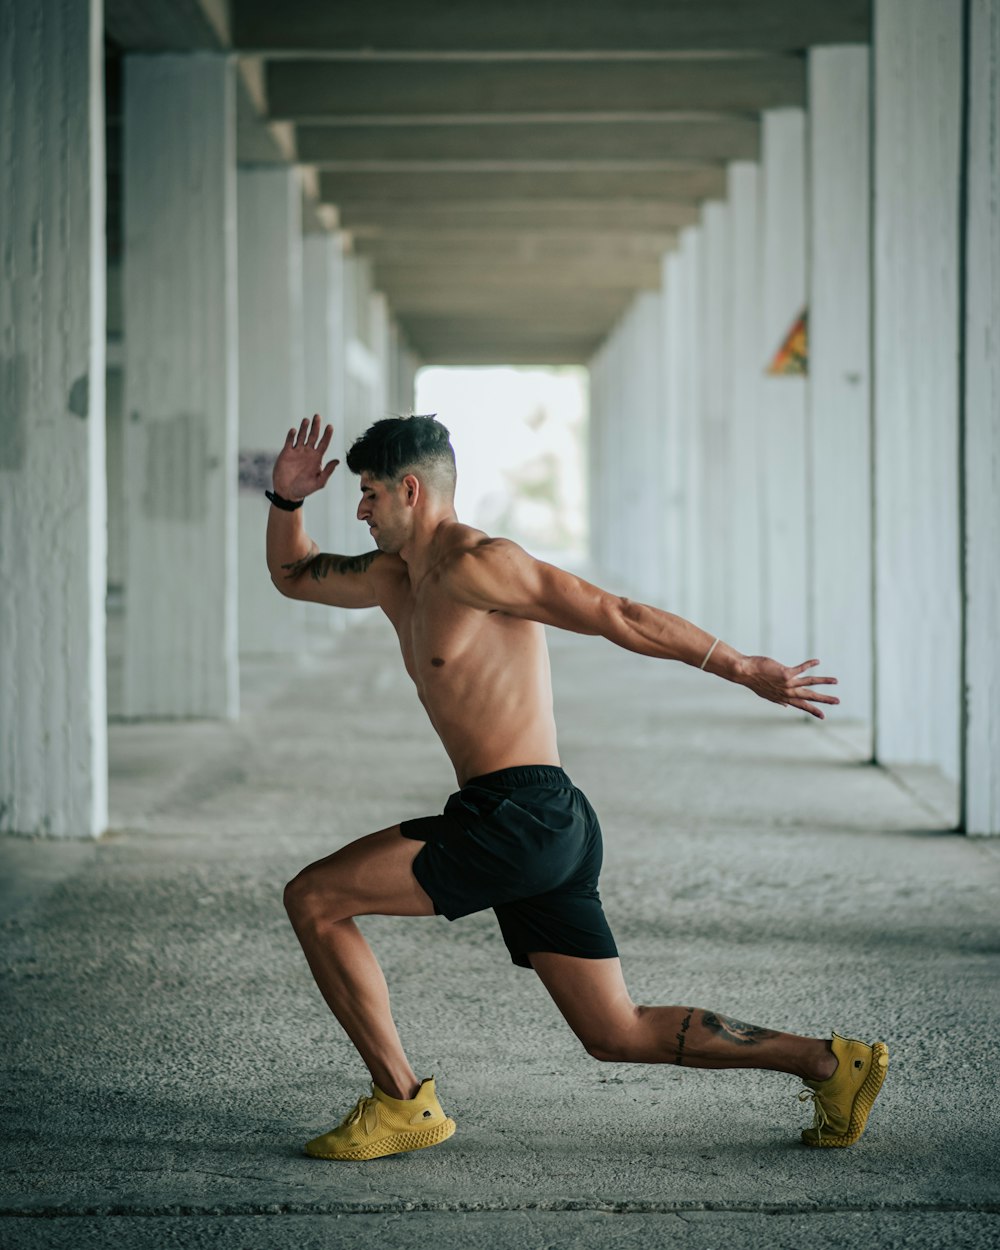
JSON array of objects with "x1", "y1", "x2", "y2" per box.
[{"x1": 398, "y1": 512, "x2": 459, "y2": 587}]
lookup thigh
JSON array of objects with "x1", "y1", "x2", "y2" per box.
[
  {"x1": 529, "y1": 950, "x2": 637, "y2": 1043},
  {"x1": 292, "y1": 825, "x2": 436, "y2": 918}
]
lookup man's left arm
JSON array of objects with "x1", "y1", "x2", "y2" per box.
[{"x1": 449, "y1": 539, "x2": 839, "y2": 720}]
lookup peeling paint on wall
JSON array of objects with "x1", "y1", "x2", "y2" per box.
[
  {"x1": 0, "y1": 353, "x2": 29, "y2": 470},
  {"x1": 141, "y1": 412, "x2": 207, "y2": 521},
  {"x1": 67, "y1": 373, "x2": 89, "y2": 418}
]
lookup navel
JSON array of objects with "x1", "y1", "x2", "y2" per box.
[{"x1": 431, "y1": 657, "x2": 445, "y2": 668}]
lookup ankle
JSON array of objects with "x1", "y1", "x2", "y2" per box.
[
  {"x1": 804, "y1": 1040, "x2": 838, "y2": 1083},
  {"x1": 375, "y1": 1075, "x2": 421, "y2": 1101}
]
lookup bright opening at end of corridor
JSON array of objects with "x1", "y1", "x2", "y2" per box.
[{"x1": 414, "y1": 366, "x2": 589, "y2": 567}]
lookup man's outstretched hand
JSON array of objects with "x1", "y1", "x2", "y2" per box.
[
  {"x1": 272, "y1": 415, "x2": 338, "y2": 501},
  {"x1": 739, "y1": 656, "x2": 839, "y2": 720}
]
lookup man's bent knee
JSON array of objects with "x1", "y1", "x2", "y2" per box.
[
  {"x1": 283, "y1": 865, "x2": 356, "y2": 928},
  {"x1": 577, "y1": 1004, "x2": 646, "y2": 1063}
]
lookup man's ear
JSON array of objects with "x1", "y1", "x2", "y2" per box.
[{"x1": 401, "y1": 473, "x2": 421, "y2": 506}]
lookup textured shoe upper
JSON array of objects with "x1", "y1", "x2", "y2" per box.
[
  {"x1": 306, "y1": 1077, "x2": 447, "y2": 1155},
  {"x1": 799, "y1": 1033, "x2": 878, "y2": 1138}
]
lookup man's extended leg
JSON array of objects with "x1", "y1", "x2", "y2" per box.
[
  {"x1": 530, "y1": 952, "x2": 888, "y2": 1146},
  {"x1": 283, "y1": 825, "x2": 434, "y2": 1100},
  {"x1": 529, "y1": 952, "x2": 834, "y2": 1077}
]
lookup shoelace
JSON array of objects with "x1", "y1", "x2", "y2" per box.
[
  {"x1": 341, "y1": 1094, "x2": 377, "y2": 1128},
  {"x1": 797, "y1": 1088, "x2": 829, "y2": 1139}
]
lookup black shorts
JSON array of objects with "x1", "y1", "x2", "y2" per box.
[{"x1": 400, "y1": 765, "x2": 619, "y2": 969}]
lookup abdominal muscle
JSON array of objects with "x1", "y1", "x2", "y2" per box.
[{"x1": 398, "y1": 606, "x2": 561, "y2": 787}]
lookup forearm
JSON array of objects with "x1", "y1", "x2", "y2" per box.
[
  {"x1": 604, "y1": 597, "x2": 747, "y2": 683},
  {"x1": 266, "y1": 503, "x2": 317, "y2": 588}
]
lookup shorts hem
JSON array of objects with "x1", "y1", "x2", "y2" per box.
[{"x1": 509, "y1": 945, "x2": 620, "y2": 970}]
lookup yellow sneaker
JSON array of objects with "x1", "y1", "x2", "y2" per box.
[
  {"x1": 304, "y1": 1077, "x2": 456, "y2": 1161},
  {"x1": 799, "y1": 1032, "x2": 889, "y2": 1147}
]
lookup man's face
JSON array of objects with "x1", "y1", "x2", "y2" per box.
[{"x1": 357, "y1": 474, "x2": 409, "y2": 553}]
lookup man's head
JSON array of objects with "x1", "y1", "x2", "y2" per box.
[{"x1": 346, "y1": 415, "x2": 457, "y2": 552}]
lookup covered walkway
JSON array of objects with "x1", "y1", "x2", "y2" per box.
[{"x1": 2, "y1": 622, "x2": 998, "y2": 1247}]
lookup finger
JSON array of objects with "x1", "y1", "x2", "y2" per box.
[
  {"x1": 790, "y1": 658, "x2": 821, "y2": 675},
  {"x1": 308, "y1": 413, "x2": 320, "y2": 446},
  {"x1": 790, "y1": 687, "x2": 840, "y2": 704},
  {"x1": 318, "y1": 424, "x2": 334, "y2": 454},
  {"x1": 296, "y1": 417, "x2": 309, "y2": 447},
  {"x1": 320, "y1": 458, "x2": 339, "y2": 484},
  {"x1": 792, "y1": 674, "x2": 838, "y2": 686},
  {"x1": 284, "y1": 427, "x2": 296, "y2": 448},
  {"x1": 787, "y1": 698, "x2": 825, "y2": 720}
]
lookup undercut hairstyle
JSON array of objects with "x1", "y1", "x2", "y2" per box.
[{"x1": 346, "y1": 414, "x2": 457, "y2": 496}]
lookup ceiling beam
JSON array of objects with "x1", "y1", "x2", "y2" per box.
[
  {"x1": 234, "y1": 0, "x2": 870, "y2": 55},
  {"x1": 319, "y1": 168, "x2": 726, "y2": 206},
  {"x1": 338, "y1": 202, "x2": 700, "y2": 233},
  {"x1": 266, "y1": 57, "x2": 805, "y2": 121},
  {"x1": 354, "y1": 230, "x2": 677, "y2": 263},
  {"x1": 297, "y1": 119, "x2": 758, "y2": 165},
  {"x1": 106, "y1": 0, "x2": 230, "y2": 50}
]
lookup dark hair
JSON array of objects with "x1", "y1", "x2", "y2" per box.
[{"x1": 346, "y1": 414, "x2": 456, "y2": 491}]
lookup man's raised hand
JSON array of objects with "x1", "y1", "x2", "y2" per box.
[
  {"x1": 272, "y1": 415, "x2": 339, "y2": 501},
  {"x1": 740, "y1": 656, "x2": 839, "y2": 720}
]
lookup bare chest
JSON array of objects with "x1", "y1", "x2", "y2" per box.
[{"x1": 382, "y1": 576, "x2": 493, "y2": 684}]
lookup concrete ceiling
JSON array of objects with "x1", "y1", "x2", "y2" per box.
[{"x1": 106, "y1": 0, "x2": 872, "y2": 364}]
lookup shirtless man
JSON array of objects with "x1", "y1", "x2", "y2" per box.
[{"x1": 269, "y1": 413, "x2": 888, "y2": 1161}]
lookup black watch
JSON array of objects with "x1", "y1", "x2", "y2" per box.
[{"x1": 265, "y1": 489, "x2": 304, "y2": 511}]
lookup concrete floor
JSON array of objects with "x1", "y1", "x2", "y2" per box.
[{"x1": 2, "y1": 617, "x2": 999, "y2": 1249}]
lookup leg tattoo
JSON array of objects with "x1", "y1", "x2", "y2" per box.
[
  {"x1": 674, "y1": 1007, "x2": 695, "y2": 1065},
  {"x1": 701, "y1": 1011, "x2": 780, "y2": 1046}
]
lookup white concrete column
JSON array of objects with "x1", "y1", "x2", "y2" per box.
[
  {"x1": 615, "y1": 292, "x2": 663, "y2": 601},
  {"x1": 697, "y1": 201, "x2": 732, "y2": 639},
  {"x1": 964, "y1": 0, "x2": 1000, "y2": 834},
  {"x1": 302, "y1": 229, "x2": 348, "y2": 637},
  {"x1": 726, "y1": 162, "x2": 763, "y2": 656},
  {"x1": 873, "y1": 0, "x2": 964, "y2": 783},
  {"x1": 0, "y1": 0, "x2": 107, "y2": 837},
  {"x1": 758, "y1": 109, "x2": 809, "y2": 662},
  {"x1": 588, "y1": 339, "x2": 613, "y2": 575},
  {"x1": 660, "y1": 250, "x2": 685, "y2": 612},
  {"x1": 340, "y1": 255, "x2": 381, "y2": 559},
  {"x1": 237, "y1": 166, "x2": 306, "y2": 653},
  {"x1": 807, "y1": 46, "x2": 872, "y2": 726},
  {"x1": 675, "y1": 226, "x2": 704, "y2": 622},
  {"x1": 122, "y1": 54, "x2": 239, "y2": 718}
]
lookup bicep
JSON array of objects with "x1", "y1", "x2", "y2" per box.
[{"x1": 273, "y1": 550, "x2": 380, "y2": 609}]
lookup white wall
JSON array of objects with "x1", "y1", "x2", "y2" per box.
[
  {"x1": 122, "y1": 54, "x2": 239, "y2": 717},
  {"x1": 0, "y1": 0, "x2": 108, "y2": 836},
  {"x1": 758, "y1": 109, "x2": 809, "y2": 663},
  {"x1": 807, "y1": 46, "x2": 872, "y2": 725},
  {"x1": 302, "y1": 229, "x2": 348, "y2": 637},
  {"x1": 964, "y1": 0, "x2": 1000, "y2": 833},
  {"x1": 697, "y1": 201, "x2": 733, "y2": 639},
  {"x1": 725, "y1": 161, "x2": 763, "y2": 656},
  {"x1": 237, "y1": 166, "x2": 306, "y2": 653},
  {"x1": 872, "y1": 0, "x2": 964, "y2": 782},
  {"x1": 676, "y1": 226, "x2": 704, "y2": 623}
]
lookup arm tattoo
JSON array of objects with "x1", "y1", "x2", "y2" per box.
[
  {"x1": 281, "y1": 550, "x2": 380, "y2": 581},
  {"x1": 701, "y1": 1011, "x2": 779, "y2": 1046},
  {"x1": 674, "y1": 1007, "x2": 694, "y2": 1066}
]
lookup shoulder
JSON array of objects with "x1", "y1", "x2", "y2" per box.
[
  {"x1": 439, "y1": 531, "x2": 542, "y2": 610},
  {"x1": 442, "y1": 529, "x2": 527, "y2": 577}
]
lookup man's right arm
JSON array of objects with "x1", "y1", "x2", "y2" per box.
[
  {"x1": 265, "y1": 414, "x2": 381, "y2": 608},
  {"x1": 266, "y1": 504, "x2": 380, "y2": 608}
]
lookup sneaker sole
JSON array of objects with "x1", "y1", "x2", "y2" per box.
[
  {"x1": 305, "y1": 1117, "x2": 457, "y2": 1161},
  {"x1": 802, "y1": 1042, "x2": 889, "y2": 1148}
]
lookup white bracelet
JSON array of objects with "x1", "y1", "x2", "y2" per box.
[{"x1": 699, "y1": 637, "x2": 720, "y2": 670}]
